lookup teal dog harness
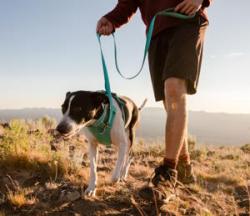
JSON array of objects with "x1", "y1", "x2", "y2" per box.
[
  {"x1": 87, "y1": 94, "x2": 126, "y2": 148},
  {"x1": 87, "y1": 104, "x2": 113, "y2": 147}
]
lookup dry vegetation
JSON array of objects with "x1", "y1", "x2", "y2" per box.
[{"x1": 0, "y1": 118, "x2": 249, "y2": 216}]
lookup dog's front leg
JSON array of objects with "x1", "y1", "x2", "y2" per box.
[
  {"x1": 120, "y1": 151, "x2": 132, "y2": 181},
  {"x1": 85, "y1": 142, "x2": 98, "y2": 196},
  {"x1": 111, "y1": 139, "x2": 128, "y2": 183}
]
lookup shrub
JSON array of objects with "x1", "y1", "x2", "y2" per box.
[{"x1": 240, "y1": 144, "x2": 250, "y2": 154}]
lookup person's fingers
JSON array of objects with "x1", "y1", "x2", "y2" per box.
[
  {"x1": 97, "y1": 25, "x2": 102, "y2": 34},
  {"x1": 103, "y1": 26, "x2": 108, "y2": 35},
  {"x1": 175, "y1": 1, "x2": 200, "y2": 15},
  {"x1": 108, "y1": 26, "x2": 113, "y2": 35},
  {"x1": 96, "y1": 17, "x2": 113, "y2": 35},
  {"x1": 185, "y1": 5, "x2": 196, "y2": 15},
  {"x1": 104, "y1": 25, "x2": 113, "y2": 35},
  {"x1": 108, "y1": 25, "x2": 113, "y2": 34},
  {"x1": 181, "y1": 4, "x2": 193, "y2": 14},
  {"x1": 175, "y1": 1, "x2": 186, "y2": 12},
  {"x1": 189, "y1": 7, "x2": 198, "y2": 15},
  {"x1": 99, "y1": 27, "x2": 105, "y2": 35},
  {"x1": 97, "y1": 17, "x2": 107, "y2": 33},
  {"x1": 97, "y1": 22, "x2": 103, "y2": 33},
  {"x1": 96, "y1": 20, "x2": 102, "y2": 33}
]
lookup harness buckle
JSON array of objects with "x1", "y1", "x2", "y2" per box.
[{"x1": 100, "y1": 122, "x2": 111, "y2": 134}]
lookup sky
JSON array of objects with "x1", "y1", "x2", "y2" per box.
[{"x1": 0, "y1": 0, "x2": 250, "y2": 113}]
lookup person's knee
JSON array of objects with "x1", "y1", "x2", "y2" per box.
[
  {"x1": 164, "y1": 78, "x2": 187, "y2": 112},
  {"x1": 164, "y1": 78, "x2": 186, "y2": 100}
]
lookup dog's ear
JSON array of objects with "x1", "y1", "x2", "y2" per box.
[
  {"x1": 66, "y1": 91, "x2": 71, "y2": 98},
  {"x1": 94, "y1": 93, "x2": 108, "y2": 105}
]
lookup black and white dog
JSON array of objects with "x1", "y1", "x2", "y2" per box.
[{"x1": 56, "y1": 91, "x2": 146, "y2": 196}]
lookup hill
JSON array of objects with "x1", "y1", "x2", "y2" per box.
[{"x1": 1, "y1": 108, "x2": 250, "y2": 146}]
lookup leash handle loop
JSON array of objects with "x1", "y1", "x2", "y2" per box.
[{"x1": 112, "y1": 8, "x2": 195, "y2": 79}]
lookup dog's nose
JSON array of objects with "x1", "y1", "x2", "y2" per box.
[{"x1": 56, "y1": 123, "x2": 73, "y2": 134}]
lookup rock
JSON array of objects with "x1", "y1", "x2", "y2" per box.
[
  {"x1": 60, "y1": 190, "x2": 81, "y2": 202},
  {"x1": 65, "y1": 191, "x2": 81, "y2": 202},
  {"x1": 1, "y1": 122, "x2": 10, "y2": 129}
]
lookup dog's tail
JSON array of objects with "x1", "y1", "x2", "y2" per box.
[{"x1": 138, "y1": 98, "x2": 147, "y2": 111}]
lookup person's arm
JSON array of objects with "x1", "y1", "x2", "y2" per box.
[
  {"x1": 96, "y1": 0, "x2": 139, "y2": 36},
  {"x1": 104, "y1": 0, "x2": 139, "y2": 29}
]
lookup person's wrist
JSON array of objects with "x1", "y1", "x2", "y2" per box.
[{"x1": 201, "y1": 0, "x2": 210, "y2": 8}]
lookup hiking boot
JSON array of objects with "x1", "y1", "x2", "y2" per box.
[
  {"x1": 177, "y1": 162, "x2": 196, "y2": 184},
  {"x1": 138, "y1": 164, "x2": 177, "y2": 202},
  {"x1": 151, "y1": 164, "x2": 177, "y2": 187}
]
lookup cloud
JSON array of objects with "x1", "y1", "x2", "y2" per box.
[
  {"x1": 226, "y1": 52, "x2": 245, "y2": 58},
  {"x1": 209, "y1": 55, "x2": 216, "y2": 59}
]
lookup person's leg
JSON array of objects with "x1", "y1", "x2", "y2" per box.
[
  {"x1": 163, "y1": 80, "x2": 196, "y2": 184},
  {"x1": 149, "y1": 17, "x2": 208, "y2": 188},
  {"x1": 178, "y1": 133, "x2": 191, "y2": 165},
  {"x1": 177, "y1": 129, "x2": 197, "y2": 184},
  {"x1": 151, "y1": 77, "x2": 187, "y2": 187},
  {"x1": 163, "y1": 77, "x2": 188, "y2": 169}
]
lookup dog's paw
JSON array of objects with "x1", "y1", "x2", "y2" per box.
[
  {"x1": 84, "y1": 187, "x2": 96, "y2": 197},
  {"x1": 119, "y1": 175, "x2": 128, "y2": 182}
]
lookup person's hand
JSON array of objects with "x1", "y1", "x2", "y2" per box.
[
  {"x1": 175, "y1": 0, "x2": 203, "y2": 16},
  {"x1": 96, "y1": 17, "x2": 114, "y2": 36}
]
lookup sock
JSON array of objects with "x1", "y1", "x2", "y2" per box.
[
  {"x1": 178, "y1": 154, "x2": 191, "y2": 165},
  {"x1": 163, "y1": 158, "x2": 177, "y2": 170}
]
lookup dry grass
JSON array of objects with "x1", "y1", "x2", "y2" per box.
[
  {"x1": 0, "y1": 118, "x2": 249, "y2": 215},
  {"x1": 6, "y1": 188, "x2": 36, "y2": 208},
  {"x1": 0, "y1": 119, "x2": 86, "y2": 182},
  {"x1": 241, "y1": 143, "x2": 250, "y2": 154}
]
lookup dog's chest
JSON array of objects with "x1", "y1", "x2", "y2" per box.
[{"x1": 87, "y1": 96, "x2": 129, "y2": 147}]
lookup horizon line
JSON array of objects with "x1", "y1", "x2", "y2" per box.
[{"x1": 0, "y1": 107, "x2": 250, "y2": 115}]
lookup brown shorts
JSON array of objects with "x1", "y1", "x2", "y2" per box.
[{"x1": 148, "y1": 15, "x2": 208, "y2": 101}]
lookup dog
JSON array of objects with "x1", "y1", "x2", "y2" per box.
[{"x1": 56, "y1": 90, "x2": 146, "y2": 196}]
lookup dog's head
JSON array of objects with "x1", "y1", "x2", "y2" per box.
[{"x1": 56, "y1": 91, "x2": 108, "y2": 139}]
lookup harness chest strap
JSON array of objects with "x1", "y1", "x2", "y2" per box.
[
  {"x1": 87, "y1": 95, "x2": 127, "y2": 148},
  {"x1": 87, "y1": 104, "x2": 112, "y2": 147}
]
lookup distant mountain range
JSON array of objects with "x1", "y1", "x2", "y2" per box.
[{"x1": 0, "y1": 108, "x2": 250, "y2": 146}]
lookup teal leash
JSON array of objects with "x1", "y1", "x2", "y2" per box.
[
  {"x1": 113, "y1": 7, "x2": 195, "y2": 79},
  {"x1": 87, "y1": 34, "x2": 116, "y2": 148},
  {"x1": 93, "y1": 8, "x2": 195, "y2": 147},
  {"x1": 96, "y1": 34, "x2": 116, "y2": 130}
]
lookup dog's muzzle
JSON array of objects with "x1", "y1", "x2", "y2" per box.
[{"x1": 56, "y1": 123, "x2": 73, "y2": 135}]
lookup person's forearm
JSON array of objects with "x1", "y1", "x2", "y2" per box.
[{"x1": 104, "y1": 0, "x2": 139, "y2": 29}]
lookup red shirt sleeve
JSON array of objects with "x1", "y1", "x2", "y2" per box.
[
  {"x1": 104, "y1": 0, "x2": 139, "y2": 29},
  {"x1": 202, "y1": 0, "x2": 212, "y2": 8}
]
